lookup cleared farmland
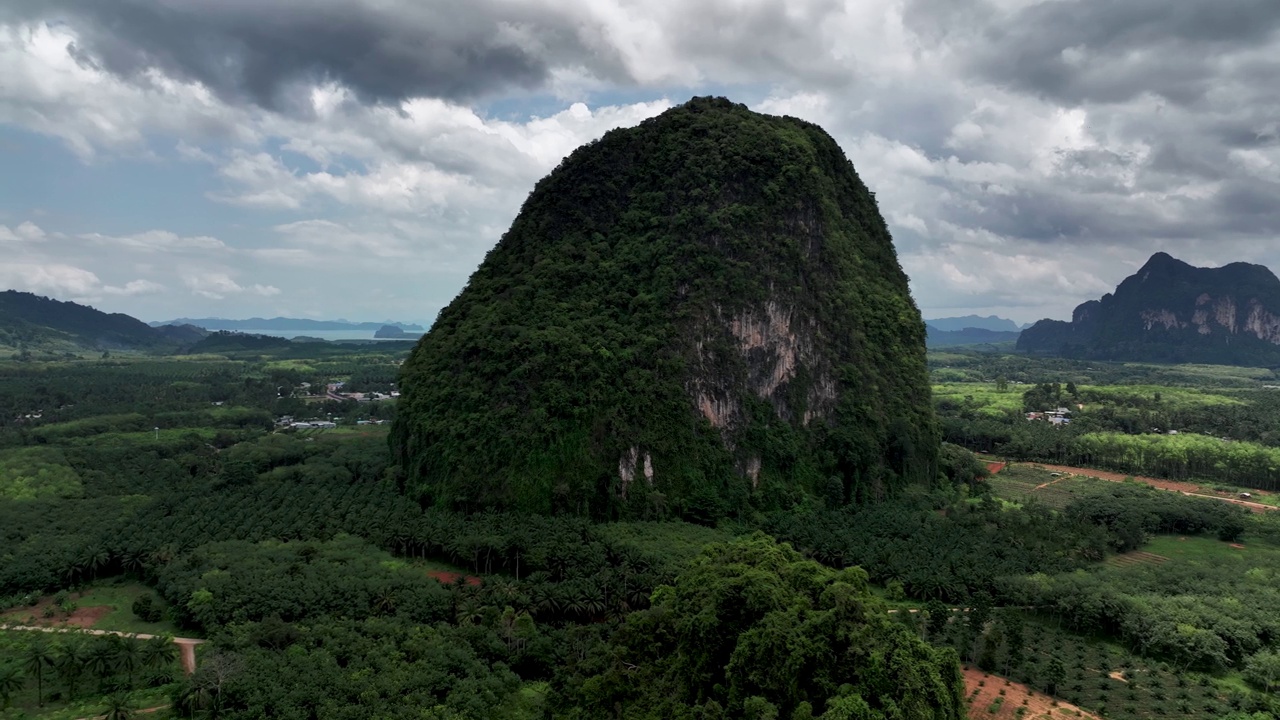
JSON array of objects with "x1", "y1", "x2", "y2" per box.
[{"x1": 986, "y1": 464, "x2": 1109, "y2": 509}]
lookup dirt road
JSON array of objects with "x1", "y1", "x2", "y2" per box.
[
  {"x1": 1, "y1": 623, "x2": 204, "y2": 674},
  {"x1": 1023, "y1": 462, "x2": 1277, "y2": 513}
]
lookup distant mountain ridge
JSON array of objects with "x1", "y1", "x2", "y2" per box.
[
  {"x1": 1019, "y1": 252, "x2": 1280, "y2": 365},
  {"x1": 0, "y1": 290, "x2": 206, "y2": 352},
  {"x1": 924, "y1": 314, "x2": 1022, "y2": 333},
  {"x1": 152, "y1": 317, "x2": 424, "y2": 331},
  {"x1": 925, "y1": 326, "x2": 1021, "y2": 347}
]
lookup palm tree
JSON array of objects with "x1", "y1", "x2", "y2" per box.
[
  {"x1": 55, "y1": 640, "x2": 88, "y2": 700},
  {"x1": 103, "y1": 691, "x2": 135, "y2": 720},
  {"x1": 454, "y1": 598, "x2": 484, "y2": 626},
  {"x1": 64, "y1": 560, "x2": 85, "y2": 587},
  {"x1": 23, "y1": 641, "x2": 53, "y2": 706},
  {"x1": 0, "y1": 664, "x2": 23, "y2": 710},
  {"x1": 86, "y1": 639, "x2": 116, "y2": 693},
  {"x1": 120, "y1": 551, "x2": 146, "y2": 578},
  {"x1": 115, "y1": 637, "x2": 142, "y2": 689},
  {"x1": 371, "y1": 587, "x2": 397, "y2": 616},
  {"x1": 140, "y1": 637, "x2": 177, "y2": 676}
]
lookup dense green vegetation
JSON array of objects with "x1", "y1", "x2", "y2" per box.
[
  {"x1": 395, "y1": 97, "x2": 937, "y2": 520},
  {"x1": 553, "y1": 534, "x2": 965, "y2": 719},
  {"x1": 1, "y1": 327, "x2": 1278, "y2": 718},
  {"x1": 933, "y1": 349, "x2": 1280, "y2": 490},
  {"x1": 0, "y1": 291, "x2": 207, "y2": 357},
  {"x1": 0, "y1": 629, "x2": 181, "y2": 715}
]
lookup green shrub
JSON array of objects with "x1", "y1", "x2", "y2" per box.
[{"x1": 131, "y1": 592, "x2": 164, "y2": 623}]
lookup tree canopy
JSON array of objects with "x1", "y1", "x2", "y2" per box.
[{"x1": 553, "y1": 534, "x2": 965, "y2": 719}]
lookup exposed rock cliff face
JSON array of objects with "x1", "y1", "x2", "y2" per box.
[
  {"x1": 1019, "y1": 252, "x2": 1280, "y2": 365},
  {"x1": 392, "y1": 98, "x2": 937, "y2": 519}
]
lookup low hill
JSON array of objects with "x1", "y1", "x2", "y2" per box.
[
  {"x1": 154, "y1": 317, "x2": 425, "y2": 332},
  {"x1": 1019, "y1": 252, "x2": 1280, "y2": 365},
  {"x1": 0, "y1": 291, "x2": 204, "y2": 353},
  {"x1": 925, "y1": 325, "x2": 1021, "y2": 347},
  {"x1": 185, "y1": 331, "x2": 295, "y2": 354},
  {"x1": 925, "y1": 314, "x2": 1021, "y2": 333}
]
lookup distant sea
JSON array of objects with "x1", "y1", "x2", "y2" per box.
[{"x1": 238, "y1": 329, "x2": 384, "y2": 341}]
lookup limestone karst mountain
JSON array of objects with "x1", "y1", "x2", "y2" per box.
[
  {"x1": 1019, "y1": 252, "x2": 1280, "y2": 365},
  {"x1": 392, "y1": 97, "x2": 938, "y2": 518}
]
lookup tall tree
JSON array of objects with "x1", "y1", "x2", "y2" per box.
[
  {"x1": 115, "y1": 637, "x2": 142, "y2": 689},
  {"x1": 55, "y1": 640, "x2": 88, "y2": 700},
  {"x1": 22, "y1": 641, "x2": 53, "y2": 707},
  {"x1": 86, "y1": 639, "x2": 116, "y2": 693}
]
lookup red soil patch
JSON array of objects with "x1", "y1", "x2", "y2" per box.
[
  {"x1": 964, "y1": 667, "x2": 1098, "y2": 720},
  {"x1": 426, "y1": 570, "x2": 482, "y2": 587},
  {"x1": 986, "y1": 461, "x2": 1008, "y2": 474},
  {"x1": 1230, "y1": 543, "x2": 1246, "y2": 549},
  {"x1": 2, "y1": 602, "x2": 110, "y2": 629}
]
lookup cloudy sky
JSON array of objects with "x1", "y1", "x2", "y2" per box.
[{"x1": 1, "y1": 1, "x2": 1278, "y2": 325}]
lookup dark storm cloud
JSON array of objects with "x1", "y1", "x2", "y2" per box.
[
  {"x1": 965, "y1": 0, "x2": 1280, "y2": 106},
  {"x1": 1, "y1": 0, "x2": 621, "y2": 110},
  {"x1": 883, "y1": 0, "x2": 1280, "y2": 274}
]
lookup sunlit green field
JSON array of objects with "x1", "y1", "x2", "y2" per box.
[
  {"x1": 931, "y1": 383, "x2": 1023, "y2": 416},
  {"x1": 1076, "y1": 384, "x2": 1245, "y2": 409}
]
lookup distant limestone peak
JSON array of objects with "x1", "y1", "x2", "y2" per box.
[
  {"x1": 1019, "y1": 253, "x2": 1280, "y2": 365},
  {"x1": 392, "y1": 97, "x2": 938, "y2": 519}
]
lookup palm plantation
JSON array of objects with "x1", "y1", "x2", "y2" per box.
[
  {"x1": 0, "y1": 664, "x2": 24, "y2": 709},
  {"x1": 22, "y1": 641, "x2": 53, "y2": 707},
  {"x1": 55, "y1": 640, "x2": 88, "y2": 700}
]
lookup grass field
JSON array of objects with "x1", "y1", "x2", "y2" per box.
[
  {"x1": 264, "y1": 359, "x2": 319, "y2": 372},
  {"x1": 1076, "y1": 384, "x2": 1245, "y2": 410},
  {"x1": 72, "y1": 583, "x2": 181, "y2": 636},
  {"x1": 1132, "y1": 535, "x2": 1280, "y2": 567},
  {"x1": 933, "y1": 383, "x2": 1024, "y2": 417},
  {"x1": 1, "y1": 581, "x2": 180, "y2": 637},
  {"x1": 1122, "y1": 363, "x2": 1276, "y2": 383}
]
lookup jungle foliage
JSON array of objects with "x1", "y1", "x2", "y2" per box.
[
  {"x1": 394, "y1": 97, "x2": 937, "y2": 520},
  {"x1": 2, "y1": 304, "x2": 1280, "y2": 718},
  {"x1": 551, "y1": 534, "x2": 966, "y2": 720}
]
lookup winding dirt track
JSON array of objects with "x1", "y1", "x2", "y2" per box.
[{"x1": 1020, "y1": 462, "x2": 1277, "y2": 513}]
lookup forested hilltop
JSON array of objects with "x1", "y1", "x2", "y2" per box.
[
  {"x1": 1019, "y1": 253, "x2": 1280, "y2": 365},
  {"x1": 394, "y1": 97, "x2": 937, "y2": 519},
  {"x1": 0, "y1": 291, "x2": 206, "y2": 355}
]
